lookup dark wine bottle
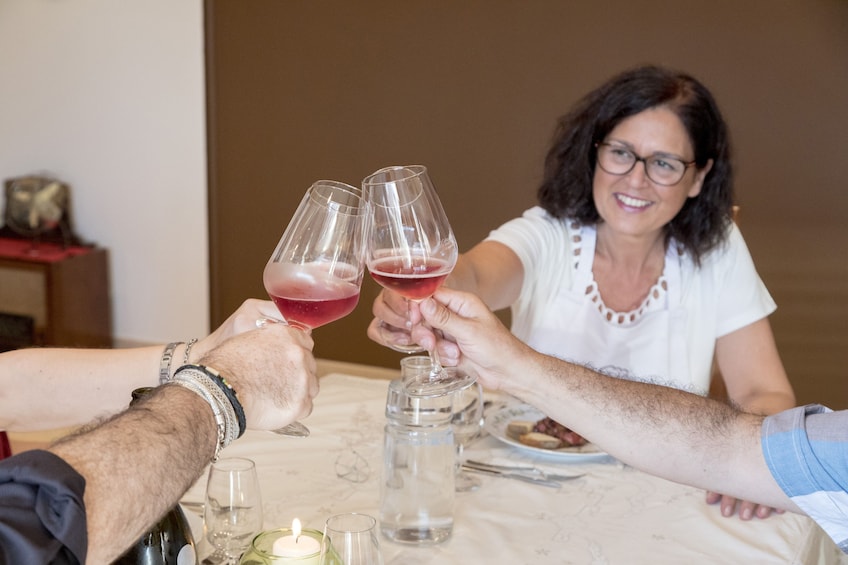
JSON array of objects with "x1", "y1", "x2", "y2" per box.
[{"x1": 112, "y1": 388, "x2": 198, "y2": 565}]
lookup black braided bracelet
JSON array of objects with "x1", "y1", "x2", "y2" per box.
[{"x1": 174, "y1": 363, "x2": 247, "y2": 438}]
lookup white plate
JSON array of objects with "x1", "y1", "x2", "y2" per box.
[{"x1": 484, "y1": 403, "x2": 610, "y2": 462}]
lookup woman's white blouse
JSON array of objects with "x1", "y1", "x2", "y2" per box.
[{"x1": 485, "y1": 206, "x2": 776, "y2": 392}]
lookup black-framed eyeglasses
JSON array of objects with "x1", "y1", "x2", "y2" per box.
[{"x1": 595, "y1": 142, "x2": 696, "y2": 186}]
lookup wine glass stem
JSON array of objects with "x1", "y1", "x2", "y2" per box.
[
  {"x1": 429, "y1": 345, "x2": 443, "y2": 376},
  {"x1": 415, "y1": 299, "x2": 444, "y2": 378}
]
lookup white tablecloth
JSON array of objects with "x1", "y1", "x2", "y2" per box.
[{"x1": 184, "y1": 373, "x2": 844, "y2": 564}]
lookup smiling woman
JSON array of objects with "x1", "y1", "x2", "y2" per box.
[
  {"x1": 368, "y1": 65, "x2": 797, "y2": 521},
  {"x1": 591, "y1": 106, "x2": 712, "y2": 265}
]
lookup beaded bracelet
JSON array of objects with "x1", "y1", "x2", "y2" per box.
[
  {"x1": 175, "y1": 364, "x2": 247, "y2": 439},
  {"x1": 172, "y1": 365, "x2": 242, "y2": 461},
  {"x1": 159, "y1": 342, "x2": 183, "y2": 385},
  {"x1": 171, "y1": 377, "x2": 231, "y2": 461}
]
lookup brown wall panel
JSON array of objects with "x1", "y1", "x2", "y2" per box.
[{"x1": 206, "y1": 0, "x2": 848, "y2": 408}]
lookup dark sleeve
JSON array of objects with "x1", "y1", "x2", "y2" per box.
[{"x1": 0, "y1": 450, "x2": 87, "y2": 564}]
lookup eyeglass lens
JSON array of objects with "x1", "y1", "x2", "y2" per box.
[{"x1": 597, "y1": 144, "x2": 688, "y2": 185}]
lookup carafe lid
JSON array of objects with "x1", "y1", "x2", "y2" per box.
[{"x1": 385, "y1": 379, "x2": 453, "y2": 426}]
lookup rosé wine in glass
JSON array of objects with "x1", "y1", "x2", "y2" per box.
[
  {"x1": 265, "y1": 262, "x2": 361, "y2": 330},
  {"x1": 368, "y1": 256, "x2": 451, "y2": 301}
]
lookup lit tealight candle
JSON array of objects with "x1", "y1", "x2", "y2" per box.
[{"x1": 272, "y1": 518, "x2": 321, "y2": 558}]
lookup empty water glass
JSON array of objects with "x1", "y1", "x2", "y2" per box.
[
  {"x1": 204, "y1": 457, "x2": 264, "y2": 564},
  {"x1": 319, "y1": 513, "x2": 383, "y2": 565}
]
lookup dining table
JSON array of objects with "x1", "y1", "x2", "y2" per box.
[{"x1": 182, "y1": 368, "x2": 845, "y2": 565}]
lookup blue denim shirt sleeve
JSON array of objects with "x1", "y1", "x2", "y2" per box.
[{"x1": 762, "y1": 404, "x2": 848, "y2": 553}]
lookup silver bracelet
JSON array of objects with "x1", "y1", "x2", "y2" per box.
[
  {"x1": 172, "y1": 378, "x2": 228, "y2": 462},
  {"x1": 172, "y1": 366, "x2": 240, "y2": 461},
  {"x1": 183, "y1": 338, "x2": 198, "y2": 364},
  {"x1": 182, "y1": 368, "x2": 238, "y2": 432},
  {"x1": 159, "y1": 342, "x2": 184, "y2": 385}
]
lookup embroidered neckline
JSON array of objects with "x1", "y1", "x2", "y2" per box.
[{"x1": 570, "y1": 221, "x2": 669, "y2": 327}]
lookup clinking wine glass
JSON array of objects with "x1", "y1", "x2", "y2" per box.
[
  {"x1": 363, "y1": 165, "x2": 449, "y2": 354},
  {"x1": 363, "y1": 165, "x2": 475, "y2": 397},
  {"x1": 262, "y1": 180, "x2": 368, "y2": 436}
]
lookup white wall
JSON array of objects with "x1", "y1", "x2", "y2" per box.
[{"x1": 0, "y1": 0, "x2": 208, "y2": 345}]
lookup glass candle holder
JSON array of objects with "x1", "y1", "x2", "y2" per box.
[{"x1": 238, "y1": 527, "x2": 323, "y2": 565}]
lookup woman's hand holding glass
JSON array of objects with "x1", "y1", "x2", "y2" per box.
[
  {"x1": 368, "y1": 290, "x2": 462, "y2": 367},
  {"x1": 368, "y1": 284, "x2": 427, "y2": 355},
  {"x1": 367, "y1": 281, "x2": 426, "y2": 346}
]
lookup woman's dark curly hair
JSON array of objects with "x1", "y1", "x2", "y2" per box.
[{"x1": 537, "y1": 65, "x2": 734, "y2": 265}]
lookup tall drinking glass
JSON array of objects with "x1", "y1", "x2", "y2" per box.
[{"x1": 363, "y1": 165, "x2": 474, "y2": 397}]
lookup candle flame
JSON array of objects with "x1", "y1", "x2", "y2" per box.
[{"x1": 292, "y1": 517, "x2": 302, "y2": 541}]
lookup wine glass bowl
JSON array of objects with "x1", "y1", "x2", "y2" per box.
[
  {"x1": 263, "y1": 261, "x2": 361, "y2": 331},
  {"x1": 363, "y1": 165, "x2": 474, "y2": 396},
  {"x1": 368, "y1": 254, "x2": 452, "y2": 301},
  {"x1": 263, "y1": 180, "x2": 367, "y2": 331},
  {"x1": 204, "y1": 457, "x2": 264, "y2": 564},
  {"x1": 363, "y1": 165, "x2": 456, "y2": 301},
  {"x1": 318, "y1": 512, "x2": 384, "y2": 565}
]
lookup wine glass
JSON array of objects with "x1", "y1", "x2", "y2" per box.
[
  {"x1": 362, "y1": 165, "x2": 474, "y2": 397},
  {"x1": 204, "y1": 457, "x2": 264, "y2": 564},
  {"x1": 318, "y1": 513, "x2": 383, "y2": 565},
  {"x1": 262, "y1": 180, "x2": 369, "y2": 436},
  {"x1": 451, "y1": 381, "x2": 484, "y2": 492}
]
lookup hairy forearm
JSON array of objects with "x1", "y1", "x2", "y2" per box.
[
  {"x1": 513, "y1": 354, "x2": 798, "y2": 512},
  {"x1": 49, "y1": 385, "x2": 216, "y2": 564},
  {"x1": 0, "y1": 346, "x2": 163, "y2": 431}
]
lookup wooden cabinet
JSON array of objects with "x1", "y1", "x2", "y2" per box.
[{"x1": 0, "y1": 238, "x2": 112, "y2": 348}]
